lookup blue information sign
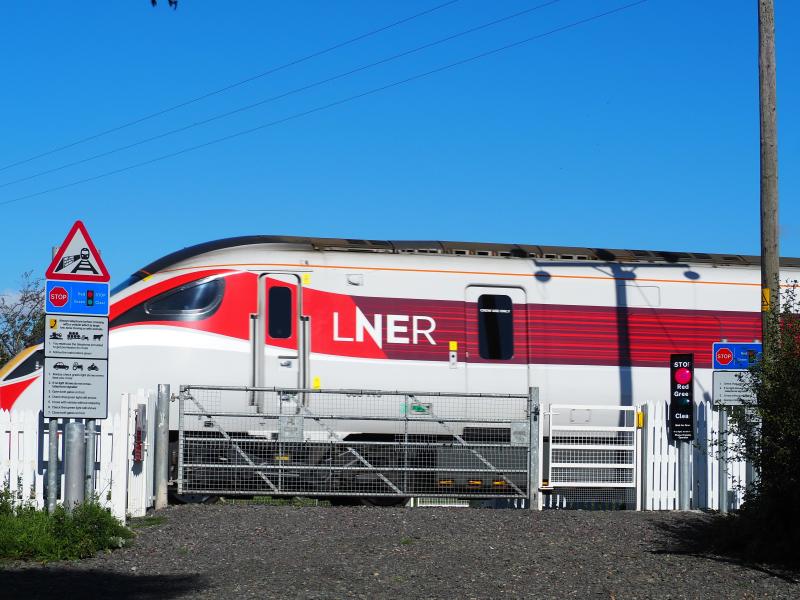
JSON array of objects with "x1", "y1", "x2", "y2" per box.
[
  {"x1": 712, "y1": 342, "x2": 762, "y2": 370},
  {"x1": 46, "y1": 280, "x2": 109, "y2": 316}
]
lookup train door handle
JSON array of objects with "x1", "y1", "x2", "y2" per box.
[{"x1": 279, "y1": 360, "x2": 292, "y2": 367}]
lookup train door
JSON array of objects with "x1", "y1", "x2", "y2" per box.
[
  {"x1": 464, "y1": 286, "x2": 529, "y2": 395},
  {"x1": 253, "y1": 273, "x2": 309, "y2": 394}
]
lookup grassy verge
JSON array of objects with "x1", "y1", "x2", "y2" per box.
[
  {"x1": 0, "y1": 484, "x2": 133, "y2": 562},
  {"x1": 129, "y1": 515, "x2": 166, "y2": 529}
]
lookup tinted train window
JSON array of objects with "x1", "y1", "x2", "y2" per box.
[
  {"x1": 4, "y1": 349, "x2": 44, "y2": 380},
  {"x1": 268, "y1": 286, "x2": 292, "y2": 339},
  {"x1": 145, "y1": 278, "x2": 224, "y2": 316},
  {"x1": 478, "y1": 295, "x2": 513, "y2": 360}
]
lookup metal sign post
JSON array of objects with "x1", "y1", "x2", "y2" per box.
[
  {"x1": 718, "y1": 406, "x2": 729, "y2": 514},
  {"x1": 44, "y1": 221, "x2": 111, "y2": 509},
  {"x1": 528, "y1": 387, "x2": 540, "y2": 511}
]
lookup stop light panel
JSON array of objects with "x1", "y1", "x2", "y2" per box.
[{"x1": 669, "y1": 353, "x2": 694, "y2": 441}]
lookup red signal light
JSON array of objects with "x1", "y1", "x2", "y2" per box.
[{"x1": 674, "y1": 368, "x2": 692, "y2": 385}]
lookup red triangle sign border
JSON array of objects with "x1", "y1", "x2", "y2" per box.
[{"x1": 45, "y1": 220, "x2": 111, "y2": 282}]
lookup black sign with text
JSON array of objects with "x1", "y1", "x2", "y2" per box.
[{"x1": 669, "y1": 353, "x2": 695, "y2": 441}]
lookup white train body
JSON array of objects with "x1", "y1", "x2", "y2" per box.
[{"x1": 2, "y1": 236, "x2": 797, "y2": 435}]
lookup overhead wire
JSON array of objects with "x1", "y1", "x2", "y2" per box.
[
  {"x1": 0, "y1": 1, "x2": 561, "y2": 190},
  {"x1": 0, "y1": 0, "x2": 462, "y2": 173},
  {"x1": 0, "y1": 0, "x2": 649, "y2": 208}
]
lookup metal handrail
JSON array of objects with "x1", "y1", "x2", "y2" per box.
[{"x1": 180, "y1": 384, "x2": 528, "y2": 399}]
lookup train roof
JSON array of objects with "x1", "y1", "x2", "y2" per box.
[{"x1": 117, "y1": 235, "x2": 800, "y2": 290}]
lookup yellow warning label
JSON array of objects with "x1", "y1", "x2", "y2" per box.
[
  {"x1": 761, "y1": 287, "x2": 771, "y2": 312},
  {"x1": 449, "y1": 341, "x2": 458, "y2": 351},
  {"x1": 49, "y1": 318, "x2": 58, "y2": 330},
  {"x1": 312, "y1": 376, "x2": 321, "y2": 389},
  {"x1": 302, "y1": 273, "x2": 311, "y2": 285}
]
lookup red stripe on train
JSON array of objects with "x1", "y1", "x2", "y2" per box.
[{"x1": 108, "y1": 271, "x2": 761, "y2": 369}]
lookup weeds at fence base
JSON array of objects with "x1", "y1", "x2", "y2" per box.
[
  {"x1": 129, "y1": 515, "x2": 167, "y2": 529},
  {"x1": 0, "y1": 484, "x2": 132, "y2": 562}
]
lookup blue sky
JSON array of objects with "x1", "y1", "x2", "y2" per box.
[{"x1": 0, "y1": 1, "x2": 797, "y2": 290}]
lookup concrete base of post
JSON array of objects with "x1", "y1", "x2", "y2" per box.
[
  {"x1": 678, "y1": 441, "x2": 691, "y2": 510},
  {"x1": 64, "y1": 421, "x2": 86, "y2": 511},
  {"x1": 154, "y1": 384, "x2": 171, "y2": 510}
]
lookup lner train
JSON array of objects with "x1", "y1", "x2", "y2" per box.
[{"x1": 1, "y1": 236, "x2": 797, "y2": 497}]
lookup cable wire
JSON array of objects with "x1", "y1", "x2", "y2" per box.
[
  {"x1": 0, "y1": 1, "x2": 560, "y2": 190},
  {"x1": 0, "y1": 1, "x2": 648, "y2": 208},
  {"x1": 0, "y1": 0, "x2": 461, "y2": 173}
]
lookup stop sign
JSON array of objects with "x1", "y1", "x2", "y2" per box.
[
  {"x1": 716, "y1": 347, "x2": 733, "y2": 366},
  {"x1": 49, "y1": 286, "x2": 69, "y2": 308}
]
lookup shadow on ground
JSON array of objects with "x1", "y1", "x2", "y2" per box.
[
  {"x1": 0, "y1": 568, "x2": 204, "y2": 599},
  {"x1": 651, "y1": 514, "x2": 799, "y2": 583}
]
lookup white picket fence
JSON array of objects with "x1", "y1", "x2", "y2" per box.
[
  {"x1": 0, "y1": 390, "x2": 156, "y2": 521},
  {"x1": 641, "y1": 399, "x2": 747, "y2": 511}
]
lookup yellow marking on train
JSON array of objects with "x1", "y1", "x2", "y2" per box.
[
  {"x1": 302, "y1": 273, "x2": 311, "y2": 285},
  {"x1": 312, "y1": 376, "x2": 321, "y2": 389},
  {"x1": 449, "y1": 341, "x2": 458, "y2": 351},
  {"x1": 0, "y1": 346, "x2": 38, "y2": 381}
]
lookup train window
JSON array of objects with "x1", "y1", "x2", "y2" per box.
[
  {"x1": 3, "y1": 349, "x2": 44, "y2": 381},
  {"x1": 477, "y1": 294, "x2": 513, "y2": 360},
  {"x1": 145, "y1": 278, "x2": 225, "y2": 316},
  {"x1": 268, "y1": 286, "x2": 292, "y2": 339}
]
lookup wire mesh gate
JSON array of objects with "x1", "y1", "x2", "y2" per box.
[
  {"x1": 542, "y1": 404, "x2": 641, "y2": 509},
  {"x1": 177, "y1": 386, "x2": 538, "y2": 501}
]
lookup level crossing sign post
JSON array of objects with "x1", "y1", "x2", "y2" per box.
[
  {"x1": 43, "y1": 221, "x2": 110, "y2": 511},
  {"x1": 711, "y1": 340, "x2": 762, "y2": 514}
]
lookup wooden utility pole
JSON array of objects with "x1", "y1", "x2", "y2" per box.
[{"x1": 758, "y1": 0, "x2": 779, "y2": 345}]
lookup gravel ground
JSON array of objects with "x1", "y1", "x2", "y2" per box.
[{"x1": 2, "y1": 504, "x2": 797, "y2": 599}]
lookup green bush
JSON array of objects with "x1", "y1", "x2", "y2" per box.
[
  {"x1": 0, "y1": 482, "x2": 133, "y2": 562},
  {"x1": 722, "y1": 283, "x2": 800, "y2": 566}
]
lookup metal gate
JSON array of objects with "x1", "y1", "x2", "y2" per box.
[
  {"x1": 542, "y1": 404, "x2": 641, "y2": 509},
  {"x1": 177, "y1": 385, "x2": 538, "y2": 501}
]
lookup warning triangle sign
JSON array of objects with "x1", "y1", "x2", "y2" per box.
[{"x1": 46, "y1": 220, "x2": 110, "y2": 282}]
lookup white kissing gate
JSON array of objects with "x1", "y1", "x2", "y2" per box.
[
  {"x1": 0, "y1": 393, "x2": 746, "y2": 518},
  {"x1": 0, "y1": 390, "x2": 158, "y2": 521}
]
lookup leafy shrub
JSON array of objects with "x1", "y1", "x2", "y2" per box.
[
  {"x1": 0, "y1": 481, "x2": 133, "y2": 562},
  {"x1": 720, "y1": 284, "x2": 800, "y2": 566}
]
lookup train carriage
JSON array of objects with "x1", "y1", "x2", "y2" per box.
[{"x1": 2, "y1": 236, "x2": 797, "y2": 501}]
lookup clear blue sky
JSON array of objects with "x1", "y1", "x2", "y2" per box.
[{"x1": 1, "y1": 1, "x2": 798, "y2": 291}]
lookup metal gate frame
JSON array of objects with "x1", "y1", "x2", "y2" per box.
[
  {"x1": 177, "y1": 385, "x2": 540, "y2": 505},
  {"x1": 542, "y1": 404, "x2": 641, "y2": 510}
]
